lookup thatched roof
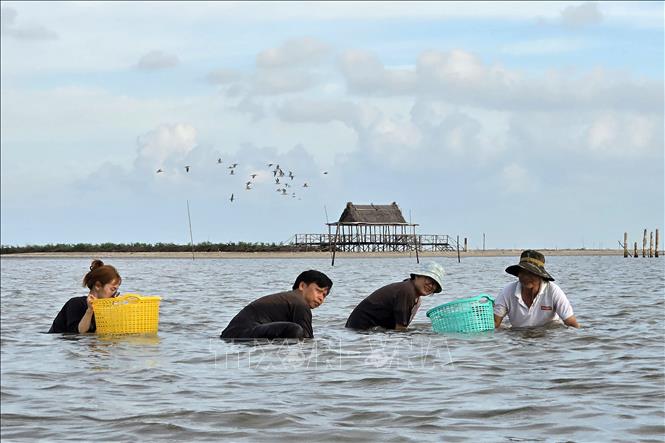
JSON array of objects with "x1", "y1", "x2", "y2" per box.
[{"x1": 332, "y1": 202, "x2": 410, "y2": 225}]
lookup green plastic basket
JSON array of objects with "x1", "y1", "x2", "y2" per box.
[{"x1": 426, "y1": 294, "x2": 495, "y2": 333}]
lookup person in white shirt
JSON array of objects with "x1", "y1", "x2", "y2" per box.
[{"x1": 494, "y1": 250, "x2": 579, "y2": 329}]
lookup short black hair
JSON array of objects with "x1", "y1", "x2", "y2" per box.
[{"x1": 292, "y1": 270, "x2": 333, "y2": 292}]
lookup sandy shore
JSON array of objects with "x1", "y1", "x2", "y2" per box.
[{"x1": 0, "y1": 249, "x2": 643, "y2": 259}]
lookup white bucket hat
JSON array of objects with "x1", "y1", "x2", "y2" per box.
[{"x1": 410, "y1": 261, "x2": 445, "y2": 293}]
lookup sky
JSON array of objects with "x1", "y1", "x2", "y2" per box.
[{"x1": 1, "y1": 1, "x2": 663, "y2": 249}]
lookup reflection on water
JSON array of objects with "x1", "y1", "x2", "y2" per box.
[{"x1": 1, "y1": 255, "x2": 664, "y2": 441}]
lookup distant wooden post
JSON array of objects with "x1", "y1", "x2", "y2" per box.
[
  {"x1": 624, "y1": 232, "x2": 628, "y2": 258},
  {"x1": 464, "y1": 237, "x2": 468, "y2": 252},
  {"x1": 656, "y1": 229, "x2": 660, "y2": 258},
  {"x1": 634, "y1": 242, "x2": 638, "y2": 258},
  {"x1": 456, "y1": 235, "x2": 461, "y2": 263},
  {"x1": 649, "y1": 231, "x2": 654, "y2": 258},
  {"x1": 643, "y1": 229, "x2": 647, "y2": 257},
  {"x1": 331, "y1": 223, "x2": 340, "y2": 266}
]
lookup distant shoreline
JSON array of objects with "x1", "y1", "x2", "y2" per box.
[{"x1": 0, "y1": 249, "x2": 646, "y2": 259}]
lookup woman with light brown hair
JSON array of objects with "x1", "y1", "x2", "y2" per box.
[{"x1": 48, "y1": 259, "x2": 122, "y2": 333}]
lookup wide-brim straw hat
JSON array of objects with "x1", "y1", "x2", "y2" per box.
[
  {"x1": 505, "y1": 250, "x2": 554, "y2": 281},
  {"x1": 410, "y1": 261, "x2": 445, "y2": 293}
]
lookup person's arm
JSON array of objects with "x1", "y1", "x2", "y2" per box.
[
  {"x1": 494, "y1": 314, "x2": 504, "y2": 329},
  {"x1": 551, "y1": 284, "x2": 579, "y2": 328},
  {"x1": 493, "y1": 286, "x2": 509, "y2": 329},
  {"x1": 393, "y1": 284, "x2": 415, "y2": 330},
  {"x1": 563, "y1": 315, "x2": 579, "y2": 328},
  {"x1": 293, "y1": 302, "x2": 314, "y2": 338},
  {"x1": 77, "y1": 294, "x2": 96, "y2": 333}
]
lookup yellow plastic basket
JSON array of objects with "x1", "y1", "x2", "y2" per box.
[{"x1": 93, "y1": 293, "x2": 161, "y2": 334}]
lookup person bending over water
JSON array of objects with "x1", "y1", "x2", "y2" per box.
[
  {"x1": 48, "y1": 259, "x2": 121, "y2": 333},
  {"x1": 345, "y1": 262, "x2": 445, "y2": 331},
  {"x1": 494, "y1": 250, "x2": 579, "y2": 329},
  {"x1": 220, "y1": 270, "x2": 333, "y2": 340}
]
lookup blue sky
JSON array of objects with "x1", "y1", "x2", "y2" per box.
[{"x1": 1, "y1": 1, "x2": 663, "y2": 249}]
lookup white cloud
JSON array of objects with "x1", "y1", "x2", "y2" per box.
[
  {"x1": 206, "y1": 68, "x2": 242, "y2": 85},
  {"x1": 500, "y1": 162, "x2": 534, "y2": 194},
  {"x1": 257, "y1": 37, "x2": 330, "y2": 68},
  {"x1": 135, "y1": 123, "x2": 198, "y2": 171},
  {"x1": 587, "y1": 112, "x2": 662, "y2": 156},
  {"x1": 560, "y1": 2, "x2": 603, "y2": 27},
  {"x1": 338, "y1": 50, "x2": 417, "y2": 95},
  {"x1": 0, "y1": 6, "x2": 57, "y2": 41},
  {"x1": 335, "y1": 48, "x2": 663, "y2": 115},
  {"x1": 135, "y1": 50, "x2": 180, "y2": 70},
  {"x1": 252, "y1": 68, "x2": 320, "y2": 95}
]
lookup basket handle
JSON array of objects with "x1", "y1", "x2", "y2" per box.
[
  {"x1": 474, "y1": 294, "x2": 495, "y2": 304},
  {"x1": 112, "y1": 294, "x2": 142, "y2": 305}
]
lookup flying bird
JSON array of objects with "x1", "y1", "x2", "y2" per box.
[
  {"x1": 275, "y1": 178, "x2": 280, "y2": 184},
  {"x1": 230, "y1": 193, "x2": 234, "y2": 202},
  {"x1": 217, "y1": 158, "x2": 222, "y2": 164},
  {"x1": 303, "y1": 182, "x2": 309, "y2": 188},
  {"x1": 323, "y1": 171, "x2": 328, "y2": 175},
  {"x1": 250, "y1": 174, "x2": 257, "y2": 179},
  {"x1": 230, "y1": 169, "x2": 235, "y2": 175},
  {"x1": 245, "y1": 183, "x2": 252, "y2": 190},
  {"x1": 288, "y1": 171, "x2": 294, "y2": 180},
  {"x1": 185, "y1": 166, "x2": 190, "y2": 173},
  {"x1": 156, "y1": 169, "x2": 164, "y2": 173}
]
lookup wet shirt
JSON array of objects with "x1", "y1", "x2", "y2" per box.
[
  {"x1": 221, "y1": 290, "x2": 313, "y2": 338},
  {"x1": 48, "y1": 296, "x2": 96, "y2": 333},
  {"x1": 345, "y1": 280, "x2": 420, "y2": 330},
  {"x1": 493, "y1": 281, "x2": 574, "y2": 328}
]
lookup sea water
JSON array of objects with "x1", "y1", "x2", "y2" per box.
[{"x1": 1, "y1": 255, "x2": 663, "y2": 442}]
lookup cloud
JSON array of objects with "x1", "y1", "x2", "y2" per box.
[
  {"x1": 335, "y1": 48, "x2": 663, "y2": 114},
  {"x1": 206, "y1": 68, "x2": 242, "y2": 85},
  {"x1": 244, "y1": 37, "x2": 333, "y2": 95},
  {"x1": 500, "y1": 162, "x2": 534, "y2": 194},
  {"x1": 0, "y1": 6, "x2": 58, "y2": 41},
  {"x1": 253, "y1": 68, "x2": 320, "y2": 95},
  {"x1": 136, "y1": 50, "x2": 180, "y2": 70},
  {"x1": 586, "y1": 112, "x2": 663, "y2": 156},
  {"x1": 560, "y1": 2, "x2": 603, "y2": 27},
  {"x1": 338, "y1": 50, "x2": 417, "y2": 95},
  {"x1": 256, "y1": 37, "x2": 330, "y2": 68},
  {"x1": 274, "y1": 99, "x2": 358, "y2": 128},
  {"x1": 135, "y1": 123, "x2": 198, "y2": 172}
]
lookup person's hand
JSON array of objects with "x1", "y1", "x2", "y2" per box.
[{"x1": 86, "y1": 293, "x2": 98, "y2": 310}]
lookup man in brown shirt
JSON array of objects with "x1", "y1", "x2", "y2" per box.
[{"x1": 345, "y1": 262, "x2": 445, "y2": 331}]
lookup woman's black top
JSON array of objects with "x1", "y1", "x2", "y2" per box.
[{"x1": 48, "y1": 296, "x2": 95, "y2": 333}]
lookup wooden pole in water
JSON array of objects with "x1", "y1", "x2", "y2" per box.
[
  {"x1": 656, "y1": 229, "x2": 660, "y2": 258},
  {"x1": 414, "y1": 224, "x2": 420, "y2": 264},
  {"x1": 634, "y1": 242, "x2": 638, "y2": 258},
  {"x1": 464, "y1": 237, "x2": 468, "y2": 252},
  {"x1": 331, "y1": 223, "x2": 340, "y2": 266},
  {"x1": 649, "y1": 231, "x2": 654, "y2": 258},
  {"x1": 643, "y1": 229, "x2": 647, "y2": 257},
  {"x1": 186, "y1": 200, "x2": 195, "y2": 261},
  {"x1": 456, "y1": 235, "x2": 461, "y2": 263},
  {"x1": 624, "y1": 232, "x2": 628, "y2": 258}
]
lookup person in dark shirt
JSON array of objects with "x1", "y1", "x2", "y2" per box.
[
  {"x1": 220, "y1": 270, "x2": 333, "y2": 340},
  {"x1": 345, "y1": 262, "x2": 445, "y2": 331},
  {"x1": 48, "y1": 259, "x2": 122, "y2": 334}
]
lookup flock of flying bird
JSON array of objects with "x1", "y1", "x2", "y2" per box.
[{"x1": 155, "y1": 158, "x2": 328, "y2": 203}]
